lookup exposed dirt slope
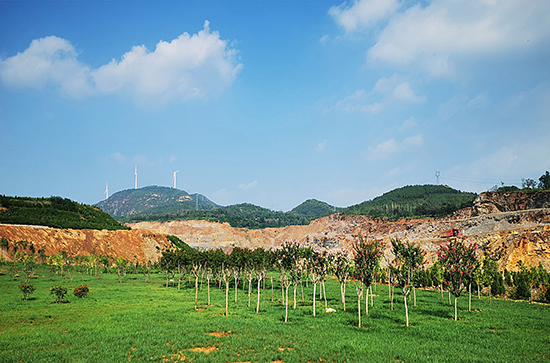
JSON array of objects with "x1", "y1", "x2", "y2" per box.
[{"x1": 0, "y1": 224, "x2": 170, "y2": 263}]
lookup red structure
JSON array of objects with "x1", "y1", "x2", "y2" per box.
[{"x1": 445, "y1": 229, "x2": 463, "y2": 238}]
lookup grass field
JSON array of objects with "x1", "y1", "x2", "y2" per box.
[{"x1": 1, "y1": 269, "x2": 549, "y2": 363}]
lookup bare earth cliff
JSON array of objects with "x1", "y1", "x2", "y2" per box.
[{"x1": 1, "y1": 192, "x2": 549, "y2": 271}]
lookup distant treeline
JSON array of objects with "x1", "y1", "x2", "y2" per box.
[
  {"x1": 0, "y1": 195, "x2": 129, "y2": 230},
  {"x1": 120, "y1": 203, "x2": 310, "y2": 229},
  {"x1": 341, "y1": 185, "x2": 477, "y2": 220}
]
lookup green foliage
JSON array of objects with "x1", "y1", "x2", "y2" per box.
[
  {"x1": 539, "y1": 171, "x2": 550, "y2": 190},
  {"x1": 352, "y1": 235, "x2": 383, "y2": 288},
  {"x1": 50, "y1": 285, "x2": 68, "y2": 303},
  {"x1": 0, "y1": 195, "x2": 128, "y2": 230},
  {"x1": 512, "y1": 272, "x2": 531, "y2": 300},
  {"x1": 122, "y1": 202, "x2": 310, "y2": 229},
  {"x1": 342, "y1": 185, "x2": 477, "y2": 220},
  {"x1": 437, "y1": 238, "x2": 478, "y2": 298},
  {"x1": 18, "y1": 281, "x2": 35, "y2": 300},
  {"x1": 166, "y1": 235, "x2": 194, "y2": 251},
  {"x1": 491, "y1": 274, "x2": 506, "y2": 297},
  {"x1": 290, "y1": 199, "x2": 340, "y2": 221},
  {"x1": 73, "y1": 284, "x2": 89, "y2": 298}
]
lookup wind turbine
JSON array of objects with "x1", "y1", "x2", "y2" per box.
[
  {"x1": 134, "y1": 165, "x2": 138, "y2": 189},
  {"x1": 104, "y1": 182, "x2": 109, "y2": 200},
  {"x1": 172, "y1": 170, "x2": 179, "y2": 189}
]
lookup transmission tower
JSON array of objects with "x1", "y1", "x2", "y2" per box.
[{"x1": 435, "y1": 171, "x2": 441, "y2": 185}]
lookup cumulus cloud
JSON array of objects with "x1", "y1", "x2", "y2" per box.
[
  {"x1": 329, "y1": 0, "x2": 399, "y2": 33},
  {"x1": 364, "y1": 134, "x2": 424, "y2": 160},
  {"x1": 330, "y1": 74, "x2": 424, "y2": 114},
  {"x1": 365, "y1": 0, "x2": 550, "y2": 77},
  {"x1": 329, "y1": 0, "x2": 550, "y2": 77},
  {"x1": 0, "y1": 21, "x2": 242, "y2": 105},
  {"x1": 0, "y1": 36, "x2": 92, "y2": 97}
]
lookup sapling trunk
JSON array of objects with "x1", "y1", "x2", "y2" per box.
[
  {"x1": 323, "y1": 281, "x2": 327, "y2": 310},
  {"x1": 365, "y1": 286, "x2": 369, "y2": 316},
  {"x1": 248, "y1": 278, "x2": 252, "y2": 307},
  {"x1": 301, "y1": 280, "x2": 304, "y2": 302},
  {"x1": 293, "y1": 284, "x2": 297, "y2": 309},
  {"x1": 285, "y1": 285, "x2": 289, "y2": 323},
  {"x1": 404, "y1": 294, "x2": 409, "y2": 327},
  {"x1": 413, "y1": 286, "x2": 416, "y2": 306},
  {"x1": 256, "y1": 278, "x2": 261, "y2": 313},
  {"x1": 468, "y1": 283, "x2": 472, "y2": 312},
  {"x1": 225, "y1": 279, "x2": 229, "y2": 316},
  {"x1": 234, "y1": 276, "x2": 239, "y2": 303},
  {"x1": 454, "y1": 296, "x2": 458, "y2": 321},
  {"x1": 207, "y1": 276, "x2": 211, "y2": 306},
  {"x1": 194, "y1": 275, "x2": 199, "y2": 310},
  {"x1": 448, "y1": 291, "x2": 451, "y2": 305},
  {"x1": 478, "y1": 284, "x2": 480, "y2": 299},
  {"x1": 313, "y1": 282, "x2": 317, "y2": 317},
  {"x1": 271, "y1": 276, "x2": 274, "y2": 302}
]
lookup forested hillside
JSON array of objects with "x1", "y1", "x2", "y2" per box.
[
  {"x1": 290, "y1": 199, "x2": 341, "y2": 220},
  {"x1": 120, "y1": 203, "x2": 310, "y2": 229},
  {"x1": 342, "y1": 185, "x2": 477, "y2": 220},
  {"x1": 0, "y1": 195, "x2": 129, "y2": 230}
]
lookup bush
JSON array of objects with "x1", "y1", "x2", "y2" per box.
[
  {"x1": 512, "y1": 273, "x2": 530, "y2": 300},
  {"x1": 18, "y1": 281, "x2": 36, "y2": 300},
  {"x1": 491, "y1": 274, "x2": 506, "y2": 296},
  {"x1": 73, "y1": 284, "x2": 89, "y2": 298},
  {"x1": 50, "y1": 285, "x2": 68, "y2": 303}
]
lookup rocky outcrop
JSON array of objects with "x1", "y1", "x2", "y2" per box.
[{"x1": 472, "y1": 191, "x2": 550, "y2": 216}]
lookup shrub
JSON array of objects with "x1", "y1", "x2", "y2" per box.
[
  {"x1": 50, "y1": 285, "x2": 68, "y2": 303},
  {"x1": 73, "y1": 284, "x2": 89, "y2": 298},
  {"x1": 491, "y1": 274, "x2": 506, "y2": 296},
  {"x1": 512, "y1": 273, "x2": 530, "y2": 300},
  {"x1": 18, "y1": 281, "x2": 36, "y2": 300}
]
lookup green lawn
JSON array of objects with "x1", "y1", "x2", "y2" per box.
[{"x1": 1, "y1": 269, "x2": 549, "y2": 363}]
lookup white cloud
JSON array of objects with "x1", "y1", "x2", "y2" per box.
[
  {"x1": 365, "y1": 0, "x2": 550, "y2": 77},
  {"x1": 364, "y1": 134, "x2": 424, "y2": 160},
  {"x1": 0, "y1": 21, "x2": 242, "y2": 105},
  {"x1": 329, "y1": 0, "x2": 399, "y2": 33},
  {"x1": 315, "y1": 140, "x2": 327, "y2": 152},
  {"x1": 92, "y1": 21, "x2": 242, "y2": 105},
  {"x1": 238, "y1": 180, "x2": 259, "y2": 191},
  {"x1": 330, "y1": 74, "x2": 424, "y2": 114},
  {"x1": 399, "y1": 117, "x2": 416, "y2": 131},
  {"x1": 0, "y1": 36, "x2": 92, "y2": 97}
]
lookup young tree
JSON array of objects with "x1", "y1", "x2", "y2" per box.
[
  {"x1": 391, "y1": 238, "x2": 425, "y2": 327},
  {"x1": 18, "y1": 281, "x2": 36, "y2": 300},
  {"x1": 438, "y1": 237, "x2": 478, "y2": 321},
  {"x1": 279, "y1": 240, "x2": 302, "y2": 323},
  {"x1": 331, "y1": 250, "x2": 353, "y2": 311},
  {"x1": 308, "y1": 249, "x2": 330, "y2": 316},
  {"x1": 353, "y1": 235, "x2": 383, "y2": 322},
  {"x1": 115, "y1": 257, "x2": 128, "y2": 283}
]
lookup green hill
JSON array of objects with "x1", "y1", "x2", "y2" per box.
[
  {"x1": 95, "y1": 186, "x2": 218, "y2": 218},
  {"x1": 0, "y1": 195, "x2": 129, "y2": 230},
  {"x1": 290, "y1": 199, "x2": 341, "y2": 220},
  {"x1": 341, "y1": 185, "x2": 477, "y2": 220},
  {"x1": 121, "y1": 202, "x2": 310, "y2": 229}
]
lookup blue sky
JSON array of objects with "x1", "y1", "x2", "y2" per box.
[{"x1": 1, "y1": 0, "x2": 550, "y2": 211}]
